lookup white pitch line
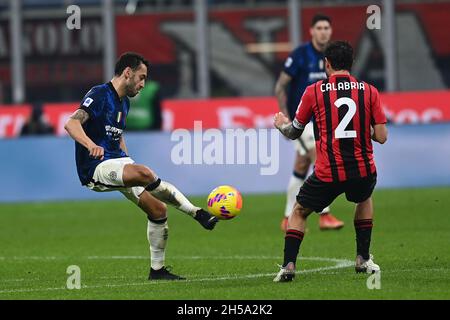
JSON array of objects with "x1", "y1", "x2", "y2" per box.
[
  {"x1": 0, "y1": 256, "x2": 61, "y2": 261},
  {"x1": 0, "y1": 257, "x2": 353, "y2": 294},
  {"x1": 86, "y1": 256, "x2": 349, "y2": 262},
  {"x1": 0, "y1": 255, "x2": 349, "y2": 261}
]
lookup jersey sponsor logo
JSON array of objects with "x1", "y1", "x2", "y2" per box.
[
  {"x1": 284, "y1": 57, "x2": 293, "y2": 68},
  {"x1": 82, "y1": 97, "x2": 94, "y2": 107},
  {"x1": 105, "y1": 125, "x2": 123, "y2": 141}
]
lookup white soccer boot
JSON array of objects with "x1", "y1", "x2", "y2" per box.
[
  {"x1": 273, "y1": 262, "x2": 295, "y2": 282},
  {"x1": 355, "y1": 254, "x2": 380, "y2": 274}
]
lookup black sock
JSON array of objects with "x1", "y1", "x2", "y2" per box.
[
  {"x1": 145, "y1": 178, "x2": 161, "y2": 192},
  {"x1": 293, "y1": 171, "x2": 307, "y2": 180},
  {"x1": 354, "y1": 219, "x2": 373, "y2": 260},
  {"x1": 283, "y1": 229, "x2": 304, "y2": 267},
  {"x1": 148, "y1": 216, "x2": 167, "y2": 224}
]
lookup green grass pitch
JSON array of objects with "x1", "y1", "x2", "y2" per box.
[{"x1": 0, "y1": 188, "x2": 449, "y2": 299}]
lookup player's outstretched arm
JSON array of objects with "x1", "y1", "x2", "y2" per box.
[
  {"x1": 64, "y1": 109, "x2": 104, "y2": 160},
  {"x1": 273, "y1": 112, "x2": 303, "y2": 140}
]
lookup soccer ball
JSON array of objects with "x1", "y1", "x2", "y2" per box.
[{"x1": 207, "y1": 185, "x2": 243, "y2": 220}]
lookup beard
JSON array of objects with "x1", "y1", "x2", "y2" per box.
[{"x1": 125, "y1": 84, "x2": 139, "y2": 97}]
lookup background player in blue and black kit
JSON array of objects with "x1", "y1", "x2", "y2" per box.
[
  {"x1": 274, "y1": 14, "x2": 344, "y2": 231},
  {"x1": 64, "y1": 52, "x2": 218, "y2": 281}
]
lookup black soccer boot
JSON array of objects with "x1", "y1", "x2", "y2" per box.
[
  {"x1": 149, "y1": 266, "x2": 186, "y2": 281},
  {"x1": 194, "y1": 209, "x2": 219, "y2": 230}
]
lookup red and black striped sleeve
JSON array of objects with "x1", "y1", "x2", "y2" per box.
[
  {"x1": 293, "y1": 85, "x2": 314, "y2": 129},
  {"x1": 369, "y1": 85, "x2": 387, "y2": 125}
]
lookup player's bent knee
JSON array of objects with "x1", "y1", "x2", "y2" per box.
[
  {"x1": 356, "y1": 196, "x2": 372, "y2": 208},
  {"x1": 146, "y1": 202, "x2": 167, "y2": 220},
  {"x1": 294, "y1": 154, "x2": 311, "y2": 174},
  {"x1": 138, "y1": 166, "x2": 157, "y2": 185},
  {"x1": 123, "y1": 164, "x2": 157, "y2": 187},
  {"x1": 155, "y1": 202, "x2": 167, "y2": 217},
  {"x1": 138, "y1": 191, "x2": 167, "y2": 219},
  {"x1": 292, "y1": 202, "x2": 311, "y2": 219}
]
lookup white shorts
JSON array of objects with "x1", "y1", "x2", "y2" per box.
[
  {"x1": 293, "y1": 122, "x2": 316, "y2": 155},
  {"x1": 86, "y1": 157, "x2": 145, "y2": 205}
]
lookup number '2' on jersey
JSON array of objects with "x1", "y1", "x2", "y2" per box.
[{"x1": 293, "y1": 74, "x2": 387, "y2": 183}]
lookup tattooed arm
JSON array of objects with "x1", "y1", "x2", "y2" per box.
[
  {"x1": 273, "y1": 112, "x2": 304, "y2": 140},
  {"x1": 64, "y1": 109, "x2": 104, "y2": 160}
]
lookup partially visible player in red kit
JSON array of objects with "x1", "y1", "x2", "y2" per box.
[{"x1": 273, "y1": 41, "x2": 388, "y2": 282}]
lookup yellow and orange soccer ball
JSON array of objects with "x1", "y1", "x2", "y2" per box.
[{"x1": 207, "y1": 185, "x2": 243, "y2": 220}]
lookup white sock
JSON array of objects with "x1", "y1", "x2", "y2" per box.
[
  {"x1": 147, "y1": 219, "x2": 168, "y2": 270},
  {"x1": 321, "y1": 206, "x2": 330, "y2": 214},
  {"x1": 149, "y1": 180, "x2": 200, "y2": 217},
  {"x1": 284, "y1": 174, "x2": 305, "y2": 217}
]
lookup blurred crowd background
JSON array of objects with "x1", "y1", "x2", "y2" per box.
[
  {"x1": 2, "y1": 0, "x2": 450, "y2": 138},
  {"x1": 1, "y1": 0, "x2": 450, "y2": 202},
  {"x1": 0, "y1": 0, "x2": 449, "y2": 106}
]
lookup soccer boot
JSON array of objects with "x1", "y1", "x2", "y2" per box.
[
  {"x1": 319, "y1": 213, "x2": 344, "y2": 230},
  {"x1": 149, "y1": 266, "x2": 186, "y2": 280},
  {"x1": 194, "y1": 209, "x2": 219, "y2": 230},
  {"x1": 273, "y1": 262, "x2": 295, "y2": 282},
  {"x1": 355, "y1": 254, "x2": 380, "y2": 274}
]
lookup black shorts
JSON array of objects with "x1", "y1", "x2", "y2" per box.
[{"x1": 297, "y1": 172, "x2": 377, "y2": 213}]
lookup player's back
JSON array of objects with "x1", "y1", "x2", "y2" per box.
[{"x1": 295, "y1": 74, "x2": 386, "y2": 183}]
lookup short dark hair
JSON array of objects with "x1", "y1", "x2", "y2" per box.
[
  {"x1": 324, "y1": 41, "x2": 354, "y2": 71},
  {"x1": 114, "y1": 52, "x2": 149, "y2": 76},
  {"x1": 311, "y1": 14, "x2": 331, "y2": 27}
]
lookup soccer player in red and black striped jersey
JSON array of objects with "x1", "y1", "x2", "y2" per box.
[{"x1": 273, "y1": 41, "x2": 388, "y2": 282}]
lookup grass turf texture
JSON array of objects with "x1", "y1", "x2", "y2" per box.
[{"x1": 0, "y1": 188, "x2": 449, "y2": 300}]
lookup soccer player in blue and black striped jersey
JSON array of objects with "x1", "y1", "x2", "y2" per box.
[
  {"x1": 65, "y1": 52, "x2": 218, "y2": 281},
  {"x1": 275, "y1": 14, "x2": 344, "y2": 231}
]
